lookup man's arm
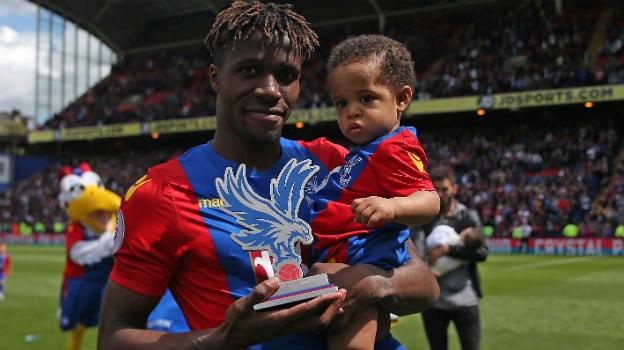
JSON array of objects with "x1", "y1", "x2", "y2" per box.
[
  {"x1": 428, "y1": 226, "x2": 489, "y2": 264},
  {"x1": 370, "y1": 240, "x2": 439, "y2": 315},
  {"x1": 310, "y1": 240, "x2": 439, "y2": 319},
  {"x1": 447, "y1": 244, "x2": 488, "y2": 262},
  {"x1": 98, "y1": 279, "x2": 346, "y2": 350}
]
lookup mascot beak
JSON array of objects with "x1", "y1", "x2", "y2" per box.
[{"x1": 67, "y1": 185, "x2": 122, "y2": 234}]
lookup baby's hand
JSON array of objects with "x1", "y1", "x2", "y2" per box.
[{"x1": 351, "y1": 196, "x2": 396, "y2": 227}]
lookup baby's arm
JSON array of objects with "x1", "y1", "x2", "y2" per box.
[{"x1": 351, "y1": 191, "x2": 440, "y2": 228}]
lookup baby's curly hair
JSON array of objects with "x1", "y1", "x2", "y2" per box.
[
  {"x1": 327, "y1": 34, "x2": 415, "y2": 92},
  {"x1": 205, "y1": 0, "x2": 318, "y2": 64}
]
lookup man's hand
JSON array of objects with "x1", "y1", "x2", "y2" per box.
[
  {"x1": 98, "y1": 279, "x2": 346, "y2": 350},
  {"x1": 351, "y1": 196, "x2": 396, "y2": 227},
  {"x1": 215, "y1": 277, "x2": 347, "y2": 349}
]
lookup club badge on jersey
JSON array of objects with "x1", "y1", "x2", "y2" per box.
[{"x1": 216, "y1": 159, "x2": 319, "y2": 281}]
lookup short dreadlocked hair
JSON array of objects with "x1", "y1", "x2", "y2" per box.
[
  {"x1": 205, "y1": 1, "x2": 319, "y2": 64},
  {"x1": 327, "y1": 34, "x2": 415, "y2": 92}
]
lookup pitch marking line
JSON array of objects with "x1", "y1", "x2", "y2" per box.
[{"x1": 508, "y1": 257, "x2": 590, "y2": 271}]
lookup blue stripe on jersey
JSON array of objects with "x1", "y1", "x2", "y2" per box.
[{"x1": 178, "y1": 139, "x2": 334, "y2": 300}]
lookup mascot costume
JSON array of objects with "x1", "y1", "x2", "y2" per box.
[{"x1": 58, "y1": 163, "x2": 121, "y2": 350}]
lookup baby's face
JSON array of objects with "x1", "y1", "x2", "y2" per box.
[
  {"x1": 461, "y1": 230, "x2": 482, "y2": 249},
  {"x1": 328, "y1": 61, "x2": 401, "y2": 145}
]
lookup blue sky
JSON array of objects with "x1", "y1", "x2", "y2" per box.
[
  {"x1": 0, "y1": 8, "x2": 34, "y2": 31},
  {"x1": 0, "y1": 0, "x2": 37, "y2": 118}
]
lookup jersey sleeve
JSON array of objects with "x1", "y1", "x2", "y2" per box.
[
  {"x1": 110, "y1": 175, "x2": 185, "y2": 297},
  {"x1": 299, "y1": 137, "x2": 348, "y2": 170},
  {"x1": 371, "y1": 134, "x2": 435, "y2": 197}
]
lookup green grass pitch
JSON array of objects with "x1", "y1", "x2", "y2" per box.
[{"x1": 1, "y1": 245, "x2": 623, "y2": 350}]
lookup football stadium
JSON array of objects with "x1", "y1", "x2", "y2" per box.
[{"x1": 0, "y1": 0, "x2": 623, "y2": 349}]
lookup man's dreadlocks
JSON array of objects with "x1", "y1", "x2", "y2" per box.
[{"x1": 205, "y1": 1, "x2": 318, "y2": 63}]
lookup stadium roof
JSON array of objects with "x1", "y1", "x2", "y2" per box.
[{"x1": 32, "y1": 0, "x2": 502, "y2": 54}]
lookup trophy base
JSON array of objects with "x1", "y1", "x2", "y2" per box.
[{"x1": 253, "y1": 273, "x2": 338, "y2": 311}]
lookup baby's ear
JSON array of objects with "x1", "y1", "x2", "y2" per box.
[{"x1": 396, "y1": 85, "x2": 413, "y2": 115}]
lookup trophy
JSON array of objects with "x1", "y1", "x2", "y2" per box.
[{"x1": 216, "y1": 159, "x2": 338, "y2": 311}]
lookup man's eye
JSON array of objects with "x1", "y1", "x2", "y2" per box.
[
  {"x1": 277, "y1": 70, "x2": 298, "y2": 84},
  {"x1": 241, "y1": 66, "x2": 258, "y2": 76}
]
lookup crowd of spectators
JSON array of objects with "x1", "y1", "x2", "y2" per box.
[
  {"x1": 419, "y1": 112, "x2": 622, "y2": 239},
  {"x1": 6, "y1": 111, "x2": 624, "y2": 238},
  {"x1": 0, "y1": 149, "x2": 176, "y2": 235},
  {"x1": 419, "y1": 0, "x2": 599, "y2": 98},
  {"x1": 13, "y1": 1, "x2": 624, "y2": 238},
  {"x1": 42, "y1": 0, "x2": 624, "y2": 129},
  {"x1": 591, "y1": 149, "x2": 624, "y2": 233},
  {"x1": 43, "y1": 50, "x2": 217, "y2": 129}
]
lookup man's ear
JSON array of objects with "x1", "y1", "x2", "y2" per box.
[
  {"x1": 209, "y1": 64, "x2": 220, "y2": 93},
  {"x1": 396, "y1": 85, "x2": 413, "y2": 116}
]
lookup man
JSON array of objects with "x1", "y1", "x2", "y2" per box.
[
  {"x1": 419, "y1": 166, "x2": 488, "y2": 350},
  {"x1": 98, "y1": 2, "x2": 439, "y2": 350}
]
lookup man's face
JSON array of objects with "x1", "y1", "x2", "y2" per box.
[
  {"x1": 433, "y1": 178, "x2": 457, "y2": 212},
  {"x1": 209, "y1": 32, "x2": 302, "y2": 145}
]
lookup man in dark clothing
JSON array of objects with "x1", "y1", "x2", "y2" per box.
[{"x1": 417, "y1": 166, "x2": 488, "y2": 350}]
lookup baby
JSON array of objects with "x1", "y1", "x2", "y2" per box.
[
  {"x1": 426, "y1": 225, "x2": 482, "y2": 276},
  {"x1": 308, "y1": 34, "x2": 440, "y2": 350}
]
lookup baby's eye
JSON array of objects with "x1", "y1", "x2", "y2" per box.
[
  {"x1": 334, "y1": 100, "x2": 347, "y2": 110},
  {"x1": 360, "y1": 95, "x2": 374, "y2": 104}
]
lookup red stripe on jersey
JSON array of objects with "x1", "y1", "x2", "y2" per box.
[
  {"x1": 111, "y1": 159, "x2": 234, "y2": 329},
  {"x1": 325, "y1": 239, "x2": 349, "y2": 264},
  {"x1": 298, "y1": 138, "x2": 348, "y2": 170},
  {"x1": 312, "y1": 201, "x2": 369, "y2": 249},
  {"x1": 353, "y1": 129, "x2": 435, "y2": 197}
]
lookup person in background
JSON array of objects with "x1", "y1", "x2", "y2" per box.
[
  {"x1": 417, "y1": 166, "x2": 488, "y2": 350},
  {"x1": 0, "y1": 243, "x2": 10, "y2": 300}
]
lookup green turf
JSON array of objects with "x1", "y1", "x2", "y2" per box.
[
  {"x1": 0, "y1": 245, "x2": 98, "y2": 350},
  {"x1": 1, "y1": 246, "x2": 623, "y2": 349},
  {"x1": 392, "y1": 255, "x2": 624, "y2": 350}
]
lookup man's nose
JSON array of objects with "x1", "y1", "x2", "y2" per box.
[{"x1": 255, "y1": 75, "x2": 282, "y2": 102}]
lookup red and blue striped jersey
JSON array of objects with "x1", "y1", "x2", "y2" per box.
[
  {"x1": 309, "y1": 126, "x2": 435, "y2": 268},
  {"x1": 111, "y1": 138, "x2": 347, "y2": 330},
  {"x1": 0, "y1": 253, "x2": 9, "y2": 276}
]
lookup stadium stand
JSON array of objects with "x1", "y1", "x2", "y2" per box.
[
  {"x1": 38, "y1": 0, "x2": 624, "y2": 128},
  {"x1": 4, "y1": 0, "x2": 624, "y2": 239},
  {"x1": 5, "y1": 108, "x2": 623, "y2": 239},
  {"x1": 417, "y1": 111, "x2": 622, "y2": 238}
]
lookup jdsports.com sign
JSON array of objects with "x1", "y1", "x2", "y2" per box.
[{"x1": 487, "y1": 238, "x2": 624, "y2": 256}]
